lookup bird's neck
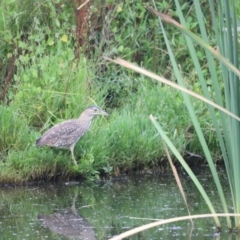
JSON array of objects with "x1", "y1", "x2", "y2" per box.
[{"x1": 78, "y1": 112, "x2": 94, "y2": 128}]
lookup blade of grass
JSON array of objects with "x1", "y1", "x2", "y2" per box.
[
  {"x1": 167, "y1": 0, "x2": 231, "y2": 228},
  {"x1": 106, "y1": 57, "x2": 239, "y2": 227},
  {"x1": 209, "y1": 0, "x2": 240, "y2": 227},
  {"x1": 150, "y1": 2, "x2": 228, "y2": 228},
  {"x1": 209, "y1": 0, "x2": 235, "y2": 212},
  {"x1": 222, "y1": 0, "x2": 240, "y2": 228},
  {"x1": 149, "y1": 114, "x2": 220, "y2": 226},
  {"x1": 105, "y1": 55, "x2": 221, "y2": 226},
  {"x1": 104, "y1": 57, "x2": 240, "y2": 122},
  {"x1": 162, "y1": 140, "x2": 193, "y2": 226},
  {"x1": 109, "y1": 213, "x2": 240, "y2": 240},
  {"x1": 145, "y1": 5, "x2": 240, "y2": 80}
]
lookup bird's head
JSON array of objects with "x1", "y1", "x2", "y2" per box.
[{"x1": 84, "y1": 106, "x2": 109, "y2": 117}]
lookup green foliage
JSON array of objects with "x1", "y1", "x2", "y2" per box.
[
  {"x1": 1, "y1": 71, "x2": 218, "y2": 182},
  {"x1": 90, "y1": 0, "x2": 214, "y2": 111},
  {"x1": 12, "y1": 43, "x2": 90, "y2": 127},
  {"x1": 134, "y1": 0, "x2": 240, "y2": 230},
  {"x1": 0, "y1": 0, "x2": 223, "y2": 182},
  {"x1": 76, "y1": 152, "x2": 100, "y2": 180},
  {"x1": 0, "y1": 106, "x2": 29, "y2": 156},
  {"x1": 0, "y1": 0, "x2": 75, "y2": 92}
]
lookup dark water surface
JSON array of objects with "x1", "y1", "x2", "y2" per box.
[{"x1": 0, "y1": 168, "x2": 237, "y2": 240}]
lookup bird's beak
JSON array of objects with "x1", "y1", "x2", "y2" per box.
[{"x1": 100, "y1": 110, "x2": 109, "y2": 116}]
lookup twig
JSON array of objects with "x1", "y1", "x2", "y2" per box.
[
  {"x1": 185, "y1": 151, "x2": 203, "y2": 159},
  {"x1": 77, "y1": 0, "x2": 91, "y2": 10}
]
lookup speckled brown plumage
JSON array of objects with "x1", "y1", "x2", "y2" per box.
[{"x1": 36, "y1": 106, "x2": 108, "y2": 165}]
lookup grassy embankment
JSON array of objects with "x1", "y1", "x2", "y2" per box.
[{"x1": 0, "y1": 0, "x2": 220, "y2": 182}]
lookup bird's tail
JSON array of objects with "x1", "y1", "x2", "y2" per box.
[{"x1": 35, "y1": 137, "x2": 43, "y2": 146}]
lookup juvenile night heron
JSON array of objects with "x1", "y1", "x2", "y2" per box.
[{"x1": 35, "y1": 106, "x2": 108, "y2": 165}]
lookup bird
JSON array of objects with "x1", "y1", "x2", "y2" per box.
[
  {"x1": 35, "y1": 105, "x2": 109, "y2": 165},
  {"x1": 38, "y1": 190, "x2": 97, "y2": 239}
]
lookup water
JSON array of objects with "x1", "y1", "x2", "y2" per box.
[{"x1": 0, "y1": 168, "x2": 237, "y2": 240}]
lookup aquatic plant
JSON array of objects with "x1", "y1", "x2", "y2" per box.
[{"x1": 107, "y1": 0, "x2": 240, "y2": 234}]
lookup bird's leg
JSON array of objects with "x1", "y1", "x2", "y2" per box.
[{"x1": 70, "y1": 145, "x2": 77, "y2": 166}]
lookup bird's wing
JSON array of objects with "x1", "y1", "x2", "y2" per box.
[{"x1": 38, "y1": 120, "x2": 84, "y2": 147}]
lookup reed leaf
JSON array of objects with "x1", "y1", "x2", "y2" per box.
[
  {"x1": 145, "y1": 5, "x2": 240, "y2": 79},
  {"x1": 107, "y1": 0, "x2": 240, "y2": 231},
  {"x1": 149, "y1": 115, "x2": 220, "y2": 226},
  {"x1": 161, "y1": 140, "x2": 193, "y2": 226},
  {"x1": 105, "y1": 58, "x2": 240, "y2": 122},
  {"x1": 109, "y1": 213, "x2": 240, "y2": 240},
  {"x1": 147, "y1": 0, "x2": 240, "y2": 228}
]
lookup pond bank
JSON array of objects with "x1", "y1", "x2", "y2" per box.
[{"x1": 0, "y1": 157, "x2": 223, "y2": 186}]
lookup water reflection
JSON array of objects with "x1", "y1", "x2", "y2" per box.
[
  {"x1": 0, "y1": 169, "x2": 237, "y2": 239},
  {"x1": 38, "y1": 189, "x2": 96, "y2": 239}
]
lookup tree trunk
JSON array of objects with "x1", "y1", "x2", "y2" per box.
[{"x1": 72, "y1": 0, "x2": 93, "y2": 58}]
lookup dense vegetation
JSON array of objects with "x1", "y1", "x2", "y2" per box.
[{"x1": 0, "y1": 0, "x2": 221, "y2": 182}]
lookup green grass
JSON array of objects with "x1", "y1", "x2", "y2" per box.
[
  {"x1": 107, "y1": 0, "x2": 240, "y2": 232},
  {"x1": 0, "y1": 0, "x2": 225, "y2": 183},
  {"x1": 0, "y1": 66, "x2": 220, "y2": 182},
  {"x1": 0, "y1": 36, "x2": 221, "y2": 182}
]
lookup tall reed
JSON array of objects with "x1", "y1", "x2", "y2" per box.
[{"x1": 107, "y1": 0, "x2": 240, "y2": 231}]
